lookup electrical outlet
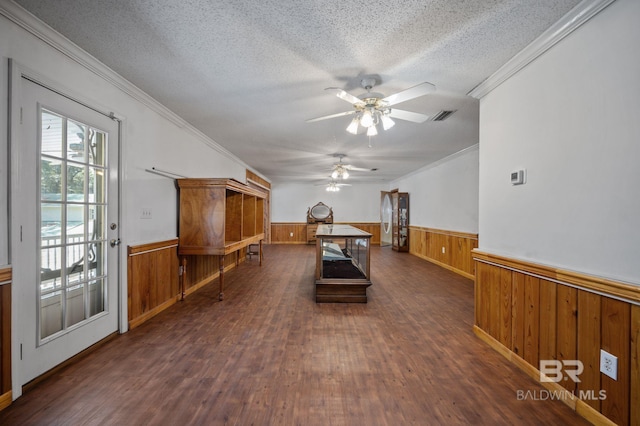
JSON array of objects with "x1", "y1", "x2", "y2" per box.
[
  {"x1": 441, "y1": 246, "x2": 446, "y2": 254},
  {"x1": 141, "y1": 208, "x2": 152, "y2": 219},
  {"x1": 600, "y1": 349, "x2": 617, "y2": 380}
]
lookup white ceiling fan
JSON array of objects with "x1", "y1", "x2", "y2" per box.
[
  {"x1": 331, "y1": 154, "x2": 371, "y2": 180},
  {"x1": 315, "y1": 179, "x2": 351, "y2": 192},
  {"x1": 307, "y1": 78, "x2": 435, "y2": 136},
  {"x1": 325, "y1": 180, "x2": 351, "y2": 192}
]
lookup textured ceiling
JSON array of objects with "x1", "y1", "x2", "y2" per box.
[{"x1": 14, "y1": 0, "x2": 582, "y2": 184}]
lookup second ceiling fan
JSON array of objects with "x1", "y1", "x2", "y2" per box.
[
  {"x1": 307, "y1": 78, "x2": 435, "y2": 136},
  {"x1": 331, "y1": 154, "x2": 370, "y2": 180}
]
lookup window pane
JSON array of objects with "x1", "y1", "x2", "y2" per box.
[
  {"x1": 66, "y1": 244, "x2": 85, "y2": 285},
  {"x1": 87, "y1": 205, "x2": 104, "y2": 241},
  {"x1": 88, "y1": 279, "x2": 105, "y2": 317},
  {"x1": 41, "y1": 111, "x2": 63, "y2": 159},
  {"x1": 41, "y1": 290, "x2": 63, "y2": 339},
  {"x1": 41, "y1": 203, "x2": 62, "y2": 241},
  {"x1": 41, "y1": 157, "x2": 62, "y2": 199},
  {"x1": 67, "y1": 120, "x2": 86, "y2": 161},
  {"x1": 87, "y1": 241, "x2": 105, "y2": 279},
  {"x1": 67, "y1": 164, "x2": 85, "y2": 202},
  {"x1": 88, "y1": 167, "x2": 106, "y2": 204},
  {"x1": 40, "y1": 245, "x2": 63, "y2": 291},
  {"x1": 89, "y1": 130, "x2": 106, "y2": 167},
  {"x1": 40, "y1": 276, "x2": 62, "y2": 293},
  {"x1": 67, "y1": 204, "x2": 85, "y2": 243},
  {"x1": 65, "y1": 284, "x2": 86, "y2": 328}
]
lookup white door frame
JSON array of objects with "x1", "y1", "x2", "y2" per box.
[{"x1": 8, "y1": 59, "x2": 125, "y2": 399}]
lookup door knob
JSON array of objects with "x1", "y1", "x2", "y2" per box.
[{"x1": 110, "y1": 238, "x2": 121, "y2": 247}]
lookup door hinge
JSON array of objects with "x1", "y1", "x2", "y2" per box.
[
  {"x1": 20, "y1": 225, "x2": 23, "y2": 242},
  {"x1": 20, "y1": 343, "x2": 23, "y2": 360},
  {"x1": 20, "y1": 107, "x2": 23, "y2": 124}
]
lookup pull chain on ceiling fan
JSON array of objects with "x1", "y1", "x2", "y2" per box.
[{"x1": 307, "y1": 78, "x2": 436, "y2": 136}]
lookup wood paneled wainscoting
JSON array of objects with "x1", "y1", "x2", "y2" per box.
[
  {"x1": 127, "y1": 239, "x2": 251, "y2": 329},
  {"x1": 409, "y1": 227, "x2": 478, "y2": 280},
  {"x1": 271, "y1": 222, "x2": 381, "y2": 245},
  {"x1": 473, "y1": 250, "x2": 640, "y2": 426},
  {"x1": 348, "y1": 223, "x2": 380, "y2": 245},
  {"x1": 127, "y1": 240, "x2": 180, "y2": 329},
  {"x1": 0, "y1": 267, "x2": 11, "y2": 411},
  {"x1": 271, "y1": 223, "x2": 307, "y2": 244}
]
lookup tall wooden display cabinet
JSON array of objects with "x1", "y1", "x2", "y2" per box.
[{"x1": 391, "y1": 191, "x2": 409, "y2": 252}]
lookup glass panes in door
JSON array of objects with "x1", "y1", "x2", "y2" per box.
[{"x1": 40, "y1": 110, "x2": 108, "y2": 341}]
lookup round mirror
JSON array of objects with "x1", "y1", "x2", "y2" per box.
[{"x1": 311, "y1": 203, "x2": 331, "y2": 220}]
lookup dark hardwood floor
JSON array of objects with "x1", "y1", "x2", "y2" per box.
[{"x1": 0, "y1": 245, "x2": 588, "y2": 425}]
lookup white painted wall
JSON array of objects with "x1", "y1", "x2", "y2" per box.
[
  {"x1": 478, "y1": 0, "x2": 640, "y2": 285},
  {"x1": 271, "y1": 182, "x2": 386, "y2": 223},
  {"x1": 390, "y1": 145, "x2": 479, "y2": 233},
  {"x1": 272, "y1": 144, "x2": 479, "y2": 228},
  {"x1": 122, "y1": 104, "x2": 249, "y2": 245}
]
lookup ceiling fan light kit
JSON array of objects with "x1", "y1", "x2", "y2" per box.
[
  {"x1": 381, "y1": 114, "x2": 395, "y2": 130},
  {"x1": 331, "y1": 167, "x2": 349, "y2": 180},
  {"x1": 346, "y1": 117, "x2": 360, "y2": 134},
  {"x1": 360, "y1": 109, "x2": 374, "y2": 127}
]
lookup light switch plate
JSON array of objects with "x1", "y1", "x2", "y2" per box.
[{"x1": 511, "y1": 169, "x2": 525, "y2": 185}]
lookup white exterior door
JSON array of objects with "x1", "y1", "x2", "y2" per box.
[{"x1": 12, "y1": 76, "x2": 120, "y2": 393}]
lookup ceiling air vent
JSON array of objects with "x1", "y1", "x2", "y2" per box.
[{"x1": 430, "y1": 110, "x2": 457, "y2": 121}]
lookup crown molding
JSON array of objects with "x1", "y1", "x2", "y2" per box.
[
  {"x1": 0, "y1": 0, "x2": 253, "y2": 169},
  {"x1": 467, "y1": 0, "x2": 617, "y2": 99}
]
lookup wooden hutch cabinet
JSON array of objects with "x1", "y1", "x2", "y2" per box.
[
  {"x1": 176, "y1": 178, "x2": 266, "y2": 300},
  {"x1": 392, "y1": 191, "x2": 409, "y2": 252}
]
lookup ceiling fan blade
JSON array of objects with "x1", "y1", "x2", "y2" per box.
[
  {"x1": 314, "y1": 182, "x2": 351, "y2": 187},
  {"x1": 325, "y1": 87, "x2": 365, "y2": 106},
  {"x1": 381, "y1": 82, "x2": 435, "y2": 106},
  {"x1": 306, "y1": 110, "x2": 355, "y2": 123},
  {"x1": 344, "y1": 165, "x2": 370, "y2": 171},
  {"x1": 388, "y1": 109, "x2": 430, "y2": 123}
]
